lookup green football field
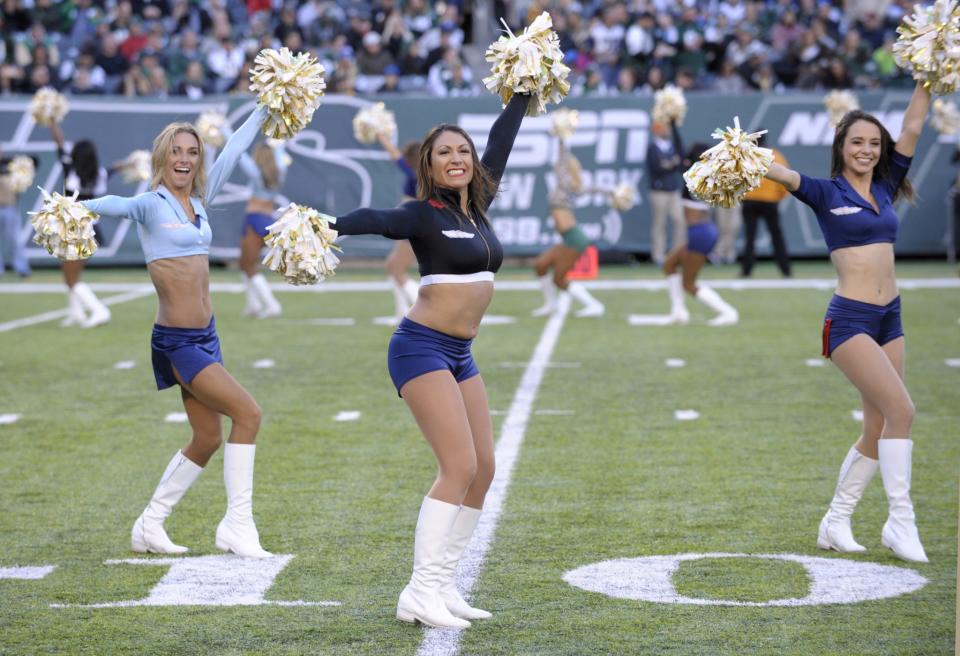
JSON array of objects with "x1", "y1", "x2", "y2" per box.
[{"x1": 0, "y1": 261, "x2": 957, "y2": 655}]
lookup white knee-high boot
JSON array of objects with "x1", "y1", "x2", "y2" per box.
[
  {"x1": 532, "y1": 274, "x2": 558, "y2": 316},
  {"x1": 696, "y1": 285, "x2": 738, "y2": 326},
  {"x1": 817, "y1": 445, "x2": 878, "y2": 553},
  {"x1": 215, "y1": 443, "x2": 272, "y2": 558},
  {"x1": 131, "y1": 450, "x2": 203, "y2": 554},
  {"x1": 250, "y1": 273, "x2": 281, "y2": 318},
  {"x1": 402, "y1": 278, "x2": 419, "y2": 306},
  {"x1": 439, "y1": 506, "x2": 492, "y2": 620},
  {"x1": 879, "y1": 439, "x2": 928, "y2": 563},
  {"x1": 391, "y1": 277, "x2": 411, "y2": 321},
  {"x1": 397, "y1": 497, "x2": 471, "y2": 629},
  {"x1": 666, "y1": 274, "x2": 689, "y2": 324},
  {"x1": 241, "y1": 273, "x2": 264, "y2": 318},
  {"x1": 61, "y1": 287, "x2": 87, "y2": 327},
  {"x1": 74, "y1": 282, "x2": 111, "y2": 328},
  {"x1": 568, "y1": 282, "x2": 605, "y2": 318}
]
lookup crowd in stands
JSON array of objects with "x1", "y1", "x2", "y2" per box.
[{"x1": 0, "y1": 0, "x2": 915, "y2": 99}]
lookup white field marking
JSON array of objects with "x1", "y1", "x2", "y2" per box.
[
  {"x1": 628, "y1": 314, "x2": 675, "y2": 326},
  {"x1": 534, "y1": 409, "x2": 575, "y2": 416},
  {"x1": 479, "y1": 315, "x2": 516, "y2": 325},
  {"x1": 851, "y1": 410, "x2": 865, "y2": 422},
  {"x1": 49, "y1": 555, "x2": 340, "y2": 608},
  {"x1": 0, "y1": 565, "x2": 55, "y2": 579},
  {"x1": 945, "y1": 358, "x2": 960, "y2": 368},
  {"x1": 0, "y1": 286, "x2": 154, "y2": 333},
  {"x1": 563, "y1": 553, "x2": 927, "y2": 607},
  {"x1": 674, "y1": 409, "x2": 700, "y2": 421},
  {"x1": 334, "y1": 411, "x2": 361, "y2": 422},
  {"x1": 665, "y1": 358, "x2": 686, "y2": 368},
  {"x1": 164, "y1": 412, "x2": 188, "y2": 423},
  {"x1": 372, "y1": 316, "x2": 401, "y2": 326},
  {"x1": 0, "y1": 414, "x2": 21, "y2": 424},
  {"x1": 253, "y1": 359, "x2": 275, "y2": 369},
  {"x1": 4, "y1": 278, "x2": 958, "y2": 295},
  {"x1": 805, "y1": 358, "x2": 826, "y2": 367},
  {"x1": 303, "y1": 318, "x2": 356, "y2": 326},
  {"x1": 417, "y1": 294, "x2": 571, "y2": 656},
  {"x1": 489, "y1": 410, "x2": 506, "y2": 416},
  {"x1": 114, "y1": 360, "x2": 136, "y2": 370},
  {"x1": 497, "y1": 361, "x2": 580, "y2": 369}
]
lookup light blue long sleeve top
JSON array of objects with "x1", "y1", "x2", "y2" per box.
[
  {"x1": 82, "y1": 106, "x2": 267, "y2": 263},
  {"x1": 238, "y1": 142, "x2": 288, "y2": 204}
]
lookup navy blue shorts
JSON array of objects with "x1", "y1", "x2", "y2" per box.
[
  {"x1": 822, "y1": 295, "x2": 903, "y2": 358},
  {"x1": 388, "y1": 318, "x2": 479, "y2": 396},
  {"x1": 687, "y1": 222, "x2": 718, "y2": 255},
  {"x1": 243, "y1": 212, "x2": 274, "y2": 238},
  {"x1": 151, "y1": 317, "x2": 224, "y2": 390}
]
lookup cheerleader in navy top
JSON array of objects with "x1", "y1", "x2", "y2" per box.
[
  {"x1": 332, "y1": 93, "x2": 530, "y2": 629},
  {"x1": 763, "y1": 81, "x2": 931, "y2": 563},
  {"x1": 81, "y1": 107, "x2": 274, "y2": 560},
  {"x1": 375, "y1": 131, "x2": 421, "y2": 322},
  {"x1": 237, "y1": 140, "x2": 289, "y2": 318}
]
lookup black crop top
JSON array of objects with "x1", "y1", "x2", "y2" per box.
[{"x1": 333, "y1": 94, "x2": 530, "y2": 285}]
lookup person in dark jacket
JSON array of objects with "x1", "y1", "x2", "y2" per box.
[{"x1": 646, "y1": 119, "x2": 685, "y2": 263}]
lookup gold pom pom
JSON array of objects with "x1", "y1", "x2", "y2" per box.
[
  {"x1": 550, "y1": 108, "x2": 580, "y2": 140},
  {"x1": 823, "y1": 90, "x2": 860, "y2": 127},
  {"x1": 652, "y1": 85, "x2": 687, "y2": 125},
  {"x1": 30, "y1": 87, "x2": 69, "y2": 127},
  {"x1": 29, "y1": 188, "x2": 100, "y2": 260},
  {"x1": 931, "y1": 98, "x2": 960, "y2": 134},
  {"x1": 609, "y1": 182, "x2": 637, "y2": 211},
  {"x1": 195, "y1": 111, "x2": 227, "y2": 147},
  {"x1": 250, "y1": 48, "x2": 327, "y2": 139},
  {"x1": 483, "y1": 12, "x2": 571, "y2": 116},
  {"x1": 683, "y1": 116, "x2": 774, "y2": 209},
  {"x1": 352, "y1": 102, "x2": 397, "y2": 144},
  {"x1": 262, "y1": 203, "x2": 341, "y2": 285},
  {"x1": 6, "y1": 155, "x2": 35, "y2": 194},
  {"x1": 892, "y1": 0, "x2": 960, "y2": 95}
]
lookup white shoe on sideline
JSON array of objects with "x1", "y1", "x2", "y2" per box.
[
  {"x1": 439, "y1": 506, "x2": 491, "y2": 620},
  {"x1": 131, "y1": 451, "x2": 203, "y2": 554},
  {"x1": 74, "y1": 282, "x2": 111, "y2": 328},
  {"x1": 61, "y1": 288, "x2": 86, "y2": 327},
  {"x1": 879, "y1": 439, "x2": 928, "y2": 563},
  {"x1": 215, "y1": 444, "x2": 272, "y2": 558},
  {"x1": 816, "y1": 446, "x2": 878, "y2": 553}
]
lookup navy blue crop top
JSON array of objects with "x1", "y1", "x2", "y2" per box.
[
  {"x1": 333, "y1": 94, "x2": 529, "y2": 286},
  {"x1": 790, "y1": 150, "x2": 911, "y2": 252}
]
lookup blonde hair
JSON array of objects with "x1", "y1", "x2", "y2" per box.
[
  {"x1": 252, "y1": 143, "x2": 280, "y2": 190},
  {"x1": 150, "y1": 122, "x2": 207, "y2": 200}
]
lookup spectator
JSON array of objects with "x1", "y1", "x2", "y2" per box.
[
  {"x1": 206, "y1": 32, "x2": 245, "y2": 93},
  {"x1": 168, "y1": 0, "x2": 212, "y2": 35},
  {"x1": 120, "y1": 19, "x2": 150, "y2": 62},
  {"x1": 3, "y1": 0, "x2": 32, "y2": 33},
  {"x1": 590, "y1": 4, "x2": 627, "y2": 86},
  {"x1": 617, "y1": 67, "x2": 638, "y2": 94},
  {"x1": 60, "y1": 48, "x2": 106, "y2": 94},
  {"x1": 357, "y1": 31, "x2": 394, "y2": 75},
  {"x1": 379, "y1": 63, "x2": 402, "y2": 93},
  {"x1": 712, "y1": 59, "x2": 747, "y2": 94},
  {"x1": 175, "y1": 59, "x2": 208, "y2": 98},
  {"x1": 399, "y1": 39, "x2": 428, "y2": 76},
  {"x1": 96, "y1": 32, "x2": 130, "y2": 93},
  {"x1": 165, "y1": 29, "x2": 202, "y2": 83}
]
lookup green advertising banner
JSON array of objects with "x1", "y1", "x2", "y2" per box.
[{"x1": 1, "y1": 91, "x2": 957, "y2": 267}]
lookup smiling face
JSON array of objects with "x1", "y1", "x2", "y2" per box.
[
  {"x1": 841, "y1": 119, "x2": 882, "y2": 177},
  {"x1": 429, "y1": 130, "x2": 473, "y2": 190},
  {"x1": 162, "y1": 130, "x2": 201, "y2": 193}
]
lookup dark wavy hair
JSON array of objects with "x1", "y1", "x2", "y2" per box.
[
  {"x1": 416, "y1": 124, "x2": 497, "y2": 226},
  {"x1": 71, "y1": 139, "x2": 99, "y2": 189},
  {"x1": 831, "y1": 110, "x2": 915, "y2": 202}
]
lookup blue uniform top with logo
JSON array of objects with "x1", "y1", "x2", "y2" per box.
[{"x1": 790, "y1": 149, "x2": 912, "y2": 357}]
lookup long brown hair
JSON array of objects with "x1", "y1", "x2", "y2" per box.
[
  {"x1": 830, "y1": 110, "x2": 915, "y2": 202},
  {"x1": 416, "y1": 124, "x2": 497, "y2": 225},
  {"x1": 150, "y1": 122, "x2": 207, "y2": 200},
  {"x1": 253, "y1": 143, "x2": 280, "y2": 190}
]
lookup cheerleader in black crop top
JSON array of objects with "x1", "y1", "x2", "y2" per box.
[
  {"x1": 762, "y1": 81, "x2": 932, "y2": 564},
  {"x1": 659, "y1": 134, "x2": 738, "y2": 327},
  {"x1": 333, "y1": 94, "x2": 530, "y2": 629}
]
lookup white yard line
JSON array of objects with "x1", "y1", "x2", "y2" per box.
[
  {"x1": 0, "y1": 286, "x2": 154, "y2": 333},
  {"x1": 416, "y1": 294, "x2": 571, "y2": 656}
]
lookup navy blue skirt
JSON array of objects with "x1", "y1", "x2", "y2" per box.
[
  {"x1": 387, "y1": 318, "x2": 479, "y2": 396},
  {"x1": 151, "y1": 317, "x2": 223, "y2": 390},
  {"x1": 822, "y1": 295, "x2": 903, "y2": 358}
]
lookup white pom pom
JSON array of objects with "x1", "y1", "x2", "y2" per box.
[
  {"x1": 352, "y1": 102, "x2": 397, "y2": 144},
  {"x1": 823, "y1": 90, "x2": 860, "y2": 127},
  {"x1": 892, "y1": 0, "x2": 960, "y2": 95},
  {"x1": 652, "y1": 85, "x2": 687, "y2": 125},
  {"x1": 6, "y1": 156, "x2": 35, "y2": 193},
  {"x1": 29, "y1": 188, "x2": 100, "y2": 260},
  {"x1": 250, "y1": 48, "x2": 327, "y2": 139},
  {"x1": 550, "y1": 108, "x2": 580, "y2": 140},
  {"x1": 483, "y1": 12, "x2": 571, "y2": 116},
  {"x1": 30, "y1": 87, "x2": 69, "y2": 127},
  {"x1": 116, "y1": 150, "x2": 151, "y2": 183},
  {"x1": 931, "y1": 98, "x2": 960, "y2": 134},
  {"x1": 609, "y1": 182, "x2": 637, "y2": 211},
  {"x1": 683, "y1": 116, "x2": 774, "y2": 208},
  {"x1": 262, "y1": 203, "x2": 341, "y2": 285},
  {"x1": 195, "y1": 112, "x2": 227, "y2": 147}
]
